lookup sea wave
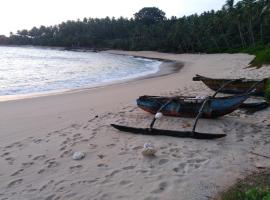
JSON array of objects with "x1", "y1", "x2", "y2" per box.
[{"x1": 0, "y1": 46, "x2": 161, "y2": 96}]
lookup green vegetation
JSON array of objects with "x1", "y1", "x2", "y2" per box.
[
  {"x1": 226, "y1": 45, "x2": 270, "y2": 68},
  {"x1": 233, "y1": 45, "x2": 270, "y2": 68},
  {"x1": 222, "y1": 187, "x2": 270, "y2": 200},
  {"x1": 219, "y1": 170, "x2": 270, "y2": 200},
  {"x1": 243, "y1": 188, "x2": 270, "y2": 200},
  {"x1": 249, "y1": 48, "x2": 270, "y2": 68},
  {"x1": 265, "y1": 79, "x2": 270, "y2": 102},
  {"x1": 0, "y1": 0, "x2": 270, "y2": 66}
]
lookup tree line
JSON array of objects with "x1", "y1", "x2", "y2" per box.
[{"x1": 0, "y1": 0, "x2": 269, "y2": 53}]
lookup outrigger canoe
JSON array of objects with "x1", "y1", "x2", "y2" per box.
[
  {"x1": 111, "y1": 80, "x2": 260, "y2": 140},
  {"x1": 137, "y1": 94, "x2": 249, "y2": 118},
  {"x1": 193, "y1": 74, "x2": 268, "y2": 96}
]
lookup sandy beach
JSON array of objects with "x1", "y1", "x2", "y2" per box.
[{"x1": 0, "y1": 51, "x2": 270, "y2": 200}]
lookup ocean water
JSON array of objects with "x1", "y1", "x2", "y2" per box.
[{"x1": 0, "y1": 46, "x2": 161, "y2": 96}]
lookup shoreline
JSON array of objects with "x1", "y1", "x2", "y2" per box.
[
  {"x1": 0, "y1": 51, "x2": 269, "y2": 200},
  {"x1": 0, "y1": 56, "x2": 183, "y2": 102}
]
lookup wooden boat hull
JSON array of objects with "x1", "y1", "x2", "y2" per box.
[
  {"x1": 193, "y1": 74, "x2": 267, "y2": 96},
  {"x1": 137, "y1": 95, "x2": 249, "y2": 118}
]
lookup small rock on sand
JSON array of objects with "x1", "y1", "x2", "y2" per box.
[{"x1": 72, "y1": 152, "x2": 85, "y2": 160}]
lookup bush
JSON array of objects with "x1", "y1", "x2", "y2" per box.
[
  {"x1": 218, "y1": 170, "x2": 270, "y2": 200},
  {"x1": 240, "y1": 187, "x2": 270, "y2": 200},
  {"x1": 250, "y1": 48, "x2": 270, "y2": 68},
  {"x1": 265, "y1": 79, "x2": 270, "y2": 103}
]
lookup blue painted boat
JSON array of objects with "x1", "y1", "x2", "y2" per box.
[{"x1": 137, "y1": 94, "x2": 249, "y2": 118}]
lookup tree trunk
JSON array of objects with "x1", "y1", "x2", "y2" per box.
[
  {"x1": 181, "y1": 40, "x2": 188, "y2": 53},
  {"x1": 223, "y1": 34, "x2": 230, "y2": 49},
  {"x1": 219, "y1": 24, "x2": 230, "y2": 48},
  {"x1": 195, "y1": 35, "x2": 202, "y2": 51},
  {"x1": 238, "y1": 22, "x2": 245, "y2": 48},
  {"x1": 248, "y1": 17, "x2": 255, "y2": 46},
  {"x1": 211, "y1": 37, "x2": 220, "y2": 52},
  {"x1": 260, "y1": 23, "x2": 263, "y2": 43}
]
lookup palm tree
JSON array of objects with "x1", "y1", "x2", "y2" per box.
[
  {"x1": 224, "y1": 0, "x2": 235, "y2": 11},
  {"x1": 224, "y1": 0, "x2": 246, "y2": 48},
  {"x1": 242, "y1": 0, "x2": 256, "y2": 46},
  {"x1": 259, "y1": 0, "x2": 270, "y2": 43}
]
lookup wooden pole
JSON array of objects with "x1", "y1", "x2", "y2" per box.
[{"x1": 149, "y1": 98, "x2": 175, "y2": 130}]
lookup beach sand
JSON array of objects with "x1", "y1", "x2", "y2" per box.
[{"x1": 0, "y1": 51, "x2": 269, "y2": 200}]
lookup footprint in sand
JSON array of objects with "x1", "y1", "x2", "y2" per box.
[
  {"x1": 5, "y1": 157, "x2": 15, "y2": 165},
  {"x1": 160, "y1": 146, "x2": 167, "y2": 150},
  {"x1": 122, "y1": 166, "x2": 135, "y2": 170},
  {"x1": 69, "y1": 165, "x2": 83, "y2": 173},
  {"x1": 136, "y1": 169, "x2": 148, "y2": 174},
  {"x1": 7, "y1": 179, "x2": 23, "y2": 188},
  {"x1": 5, "y1": 142, "x2": 22, "y2": 149},
  {"x1": 158, "y1": 159, "x2": 169, "y2": 165},
  {"x1": 38, "y1": 169, "x2": 45, "y2": 174},
  {"x1": 10, "y1": 169, "x2": 24, "y2": 176},
  {"x1": 60, "y1": 149, "x2": 72, "y2": 158},
  {"x1": 98, "y1": 154, "x2": 105, "y2": 159},
  {"x1": 32, "y1": 138, "x2": 43, "y2": 144},
  {"x1": 44, "y1": 194, "x2": 56, "y2": 200},
  {"x1": 171, "y1": 154, "x2": 181, "y2": 158},
  {"x1": 70, "y1": 124, "x2": 81, "y2": 129},
  {"x1": 1, "y1": 152, "x2": 10, "y2": 157},
  {"x1": 39, "y1": 180, "x2": 54, "y2": 192},
  {"x1": 173, "y1": 167, "x2": 179, "y2": 172},
  {"x1": 186, "y1": 158, "x2": 207, "y2": 164},
  {"x1": 106, "y1": 144, "x2": 116, "y2": 148},
  {"x1": 132, "y1": 146, "x2": 142, "y2": 150},
  {"x1": 22, "y1": 162, "x2": 34, "y2": 168},
  {"x1": 119, "y1": 180, "x2": 132, "y2": 186},
  {"x1": 55, "y1": 186, "x2": 65, "y2": 192},
  {"x1": 27, "y1": 188, "x2": 38, "y2": 193},
  {"x1": 151, "y1": 182, "x2": 168, "y2": 194},
  {"x1": 59, "y1": 133, "x2": 67, "y2": 137},
  {"x1": 97, "y1": 163, "x2": 108, "y2": 168},
  {"x1": 173, "y1": 162, "x2": 187, "y2": 173},
  {"x1": 44, "y1": 158, "x2": 58, "y2": 168},
  {"x1": 39, "y1": 184, "x2": 48, "y2": 192},
  {"x1": 61, "y1": 138, "x2": 71, "y2": 145},
  {"x1": 106, "y1": 169, "x2": 121, "y2": 178},
  {"x1": 59, "y1": 146, "x2": 67, "y2": 151},
  {"x1": 33, "y1": 155, "x2": 46, "y2": 161},
  {"x1": 169, "y1": 148, "x2": 180, "y2": 153},
  {"x1": 118, "y1": 151, "x2": 127, "y2": 156},
  {"x1": 72, "y1": 133, "x2": 81, "y2": 138},
  {"x1": 89, "y1": 144, "x2": 98, "y2": 149},
  {"x1": 81, "y1": 178, "x2": 99, "y2": 185},
  {"x1": 80, "y1": 138, "x2": 90, "y2": 143},
  {"x1": 64, "y1": 193, "x2": 77, "y2": 199},
  {"x1": 47, "y1": 161, "x2": 58, "y2": 168},
  {"x1": 70, "y1": 178, "x2": 99, "y2": 187}
]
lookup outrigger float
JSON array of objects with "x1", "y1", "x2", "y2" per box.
[{"x1": 111, "y1": 80, "x2": 264, "y2": 140}]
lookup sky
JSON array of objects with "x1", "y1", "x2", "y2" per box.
[{"x1": 0, "y1": 0, "x2": 229, "y2": 36}]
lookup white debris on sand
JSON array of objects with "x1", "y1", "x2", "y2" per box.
[
  {"x1": 72, "y1": 152, "x2": 85, "y2": 160},
  {"x1": 142, "y1": 143, "x2": 157, "y2": 157}
]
